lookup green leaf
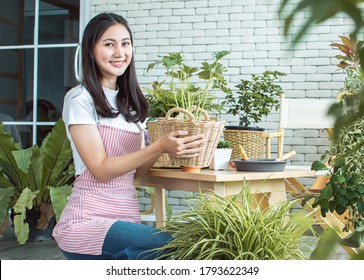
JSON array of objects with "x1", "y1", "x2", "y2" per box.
[
  {"x1": 12, "y1": 148, "x2": 33, "y2": 173},
  {"x1": 346, "y1": 190, "x2": 358, "y2": 200},
  {"x1": 357, "y1": 198, "x2": 364, "y2": 213},
  {"x1": 310, "y1": 229, "x2": 341, "y2": 260},
  {"x1": 311, "y1": 161, "x2": 328, "y2": 171},
  {"x1": 13, "y1": 213, "x2": 29, "y2": 245},
  {"x1": 340, "y1": 229, "x2": 364, "y2": 248},
  {"x1": 50, "y1": 185, "x2": 72, "y2": 223},
  {"x1": 335, "y1": 205, "x2": 347, "y2": 215},
  {"x1": 0, "y1": 123, "x2": 27, "y2": 189},
  {"x1": 321, "y1": 183, "x2": 333, "y2": 200},
  {"x1": 280, "y1": 0, "x2": 363, "y2": 45},
  {"x1": 41, "y1": 119, "x2": 73, "y2": 188},
  {"x1": 13, "y1": 188, "x2": 39, "y2": 244},
  {"x1": 0, "y1": 187, "x2": 14, "y2": 224}
]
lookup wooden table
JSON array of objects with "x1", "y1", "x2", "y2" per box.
[{"x1": 134, "y1": 167, "x2": 316, "y2": 228}]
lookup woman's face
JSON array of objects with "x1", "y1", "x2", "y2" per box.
[{"x1": 93, "y1": 23, "x2": 133, "y2": 89}]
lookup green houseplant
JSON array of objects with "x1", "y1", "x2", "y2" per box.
[
  {"x1": 310, "y1": 35, "x2": 364, "y2": 232},
  {"x1": 154, "y1": 184, "x2": 317, "y2": 260},
  {"x1": 222, "y1": 70, "x2": 286, "y2": 130},
  {"x1": 278, "y1": 0, "x2": 364, "y2": 247},
  {"x1": 0, "y1": 118, "x2": 74, "y2": 244},
  {"x1": 145, "y1": 51, "x2": 231, "y2": 171},
  {"x1": 222, "y1": 70, "x2": 285, "y2": 159},
  {"x1": 145, "y1": 51, "x2": 231, "y2": 120}
]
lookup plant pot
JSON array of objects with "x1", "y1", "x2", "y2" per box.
[
  {"x1": 11, "y1": 205, "x2": 56, "y2": 242},
  {"x1": 158, "y1": 107, "x2": 225, "y2": 170},
  {"x1": 225, "y1": 125, "x2": 264, "y2": 131},
  {"x1": 181, "y1": 166, "x2": 202, "y2": 173},
  {"x1": 26, "y1": 208, "x2": 56, "y2": 242},
  {"x1": 209, "y1": 148, "x2": 233, "y2": 170},
  {"x1": 223, "y1": 127, "x2": 264, "y2": 160}
]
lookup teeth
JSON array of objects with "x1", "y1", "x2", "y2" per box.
[{"x1": 111, "y1": 61, "x2": 124, "y2": 66}]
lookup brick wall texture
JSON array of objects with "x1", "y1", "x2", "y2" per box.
[{"x1": 91, "y1": 0, "x2": 354, "y2": 211}]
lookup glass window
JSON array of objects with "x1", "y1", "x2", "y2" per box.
[
  {"x1": 0, "y1": 0, "x2": 85, "y2": 148},
  {"x1": 0, "y1": 0, "x2": 34, "y2": 46},
  {"x1": 39, "y1": 0, "x2": 80, "y2": 44},
  {"x1": 0, "y1": 49, "x2": 34, "y2": 121}
]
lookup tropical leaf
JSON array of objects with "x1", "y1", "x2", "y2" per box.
[
  {"x1": 280, "y1": 0, "x2": 363, "y2": 45},
  {"x1": 12, "y1": 148, "x2": 33, "y2": 173},
  {"x1": 41, "y1": 118, "x2": 73, "y2": 188},
  {"x1": 0, "y1": 187, "x2": 14, "y2": 225},
  {"x1": 50, "y1": 185, "x2": 72, "y2": 222},
  {"x1": 0, "y1": 123, "x2": 27, "y2": 188},
  {"x1": 0, "y1": 118, "x2": 74, "y2": 244},
  {"x1": 13, "y1": 188, "x2": 39, "y2": 244},
  {"x1": 27, "y1": 146, "x2": 44, "y2": 199}
]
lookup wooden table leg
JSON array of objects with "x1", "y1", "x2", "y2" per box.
[{"x1": 154, "y1": 187, "x2": 165, "y2": 228}]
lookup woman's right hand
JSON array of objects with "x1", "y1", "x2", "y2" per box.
[{"x1": 155, "y1": 130, "x2": 206, "y2": 158}]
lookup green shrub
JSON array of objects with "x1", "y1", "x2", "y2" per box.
[{"x1": 155, "y1": 183, "x2": 317, "y2": 260}]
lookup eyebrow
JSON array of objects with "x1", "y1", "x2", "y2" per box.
[{"x1": 101, "y1": 37, "x2": 131, "y2": 42}]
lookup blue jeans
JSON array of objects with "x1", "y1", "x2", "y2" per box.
[{"x1": 61, "y1": 220, "x2": 173, "y2": 260}]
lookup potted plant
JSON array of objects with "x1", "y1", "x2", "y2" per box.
[
  {"x1": 311, "y1": 35, "x2": 364, "y2": 232},
  {"x1": 144, "y1": 80, "x2": 223, "y2": 168},
  {"x1": 209, "y1": 140, "x2": 232, "y2": 170},
  {"x1": 153, "y1": 183, "x2": 317, "y2": 260},
  {"x1": 0, "y1": 118, "x2": 74, "y2": 244},
  {"x1": 145, "y1": 51, "x2": 231, "y2": 171},
  {"x1": 222, "y1": 70, "x2": 286, "y2": 159}
]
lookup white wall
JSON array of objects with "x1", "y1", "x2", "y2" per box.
[{"x1": 91, "y1": 0, "x2": 355, "y2": 205}]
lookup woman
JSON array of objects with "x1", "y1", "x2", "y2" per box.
[{"x1": 52, "y1": 13, "x2": 205, "y2": 260}]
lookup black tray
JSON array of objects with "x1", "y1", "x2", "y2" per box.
[{"x1": 232, "y1": 159, "x2": 287, "y2": 172}]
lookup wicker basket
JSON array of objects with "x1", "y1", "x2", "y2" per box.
[
  {"x1": 223, "y1": 129, "x2": 264, "y2": 159},
  {"x1": 147, "y1": 121, "x2": 180, "y2": 168},
  {"x1": 157, "y1": 107, "x2": 225, "y2": 169}
]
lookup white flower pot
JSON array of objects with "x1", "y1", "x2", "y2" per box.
[{"x1": 209, "y1": 148, "x2": 233, "y2": 170}]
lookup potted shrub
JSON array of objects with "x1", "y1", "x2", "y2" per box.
[
  {"x1": 209, "y1": 140, "x2": 232, "y2": 170},
  {"x1": 222, "y1": 70, "x2": 286, "y2": 159},
  {"x1": 0, "y1": 118, "x2": 74, "y2": 244},
  {"x1": 311, "y1": 35, "x2": 364, "y2": 232},
  {"x1": 145, "y1": 51, "x2": 231, "y2": 172},
  {"x1": 153, "y1": 183, "x2": 317, "y2": 260}
]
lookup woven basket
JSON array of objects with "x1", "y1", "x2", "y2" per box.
[
  {"x1": 158, "y1": 107, "x2": 225, "y2": 169},
  {"x1": 147, "y1": 121, "x2": 180, "y2": 168},
  {"x1": 223, "y1": 129, "x2": 264, "y2": 159}
]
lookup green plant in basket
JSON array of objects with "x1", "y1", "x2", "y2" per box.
[
  {"x1": 222, "y1": 70, "x2": 286, "y2": 127},
  {"x1": 145, "y1": 51, "x2": 231, "y2": 120}
]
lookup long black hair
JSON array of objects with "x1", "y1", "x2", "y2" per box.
[{"x1": 81, "y1": 13, "x2": 148, "y2": 123}]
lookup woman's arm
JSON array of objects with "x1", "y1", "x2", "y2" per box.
[{"x1": 69, "y1": 124, "x2": 205, "y2": 182}]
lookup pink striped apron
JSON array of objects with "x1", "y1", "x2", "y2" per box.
[{"x1": 53, "y1": 124, "x2": 143, "y2": 255}]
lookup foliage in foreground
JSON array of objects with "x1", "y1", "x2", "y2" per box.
[
  {"x1": 0, "y1": 119, "x2": 74, "y2": 244},
  {"x1": 155, "y1": 185, "x2": 317, "y2": 260}
]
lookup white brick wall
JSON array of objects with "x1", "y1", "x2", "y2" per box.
[{"x1": 91, "y1": 0, "x2": 355, "y2": 208}]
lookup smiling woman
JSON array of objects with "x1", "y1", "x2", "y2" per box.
[{"x1": 52, "y1": 12, "x2": 205, "y2": 260}]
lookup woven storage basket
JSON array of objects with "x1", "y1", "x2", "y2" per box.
[
  {"x1": 158, "y1": 107, "x2": 225, "y2": 169},
  {"x1": 223, "y1": 129, "x2": 264, "y2": 159},
  {"x1": 147, "y1": 121, "x2": 180, "y2": 168}
]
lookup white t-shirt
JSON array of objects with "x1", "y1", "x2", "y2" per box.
[{"x1": 62, "y1": 84, "x2": 141, "y2": 175}]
